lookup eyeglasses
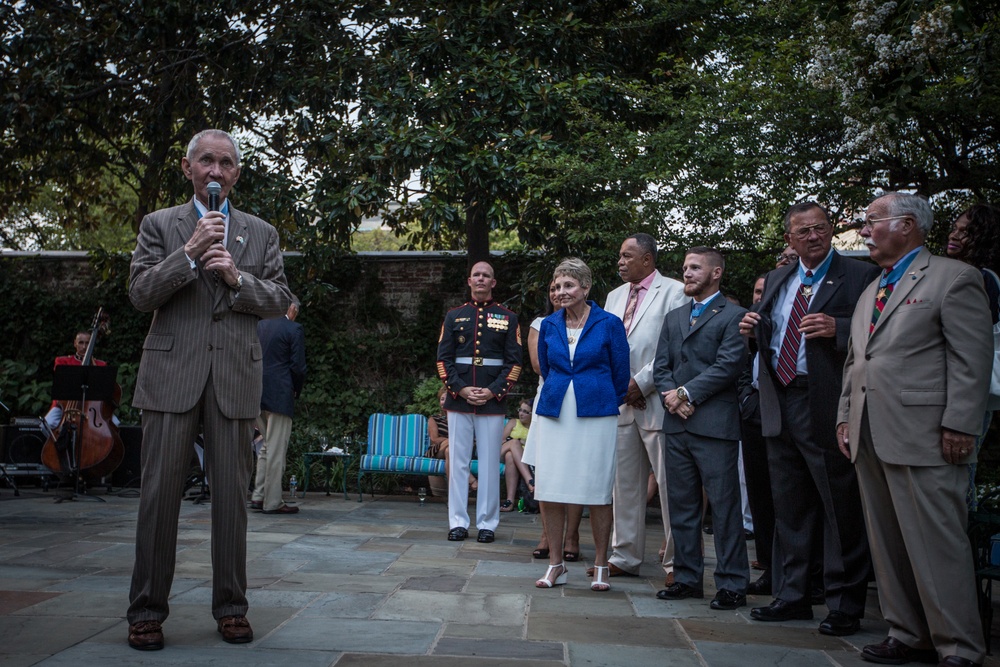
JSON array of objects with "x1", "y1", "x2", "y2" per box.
[
  {"x1": 789, "y1": 223, "x2": 831, "y2": 240},
  {"x1": 776, "y1": 252, "x2": 799, "y2": 263},
  {"x1": 859, "y1": 215, "x2": 905, "y2": 231}
]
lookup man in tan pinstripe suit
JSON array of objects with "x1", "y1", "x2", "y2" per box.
[{"x1": 126, "y1": 129, "x2": 292, "y2": 651}]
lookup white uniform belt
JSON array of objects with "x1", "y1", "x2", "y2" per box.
[{"x1": 455, "y1": 356, "x2": 503, "y2": 367}]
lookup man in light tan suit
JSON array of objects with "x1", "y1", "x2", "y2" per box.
[
  {"x1": 837, "y1": 192, "x2": 991, "y2": 667},
  {"x1": 126, "y1": 129, "x2": 292, "y2": 651},
  {"x1": 597, "y1": 233, "x2": 686, "y2": 583}
]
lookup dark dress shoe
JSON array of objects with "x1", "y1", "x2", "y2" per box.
[
  {"x1": 262, "y1": 503, "x2": 299, "y2": 514},
  {"x1": 938, "y1": 656, "x2": 982, "y2": 667},
  {"x1": 217, "y1": 615, "x2": 253, "y2": 644},
  {"x1": 750, "y1": 598, "x2": 814, "y2": 622},
  {"x1": 818, "y1": 610, "x2": 861, "y2": 636},
  {"x1": 447, "y1": 527, "x2": 468, "y2": 541},
  {"x1": 747, "y1": 574, "x2": 772, "y2": 596},
  {"x1": 710, "y1": 589, "x2": 746, "y2": 610},
  {"x1": 860, "y1": 636, "x2": 938, "y2": 664},
  {"x1": 248, "y1": 500, "x2": 263, "y2": 511},
  {"x1": 656, "y1": 582, "x2": 704, "y2": 600},
  {"x1": 128, "y1": 620, "x2": 164, "y2": 651},
  {"x1": 476, "y1": 529, "x2": 495, "y2": 543}
]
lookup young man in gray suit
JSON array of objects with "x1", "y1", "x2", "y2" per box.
[
  {"x1": 126, "y1": 129, "x2": 293, "y2": 650},
  {"x1": 838, "y1": 193, "x2": 991, "y2": 667},
  {"x1": 653, "y1": 246, "x2": 749, "y2": 611}
]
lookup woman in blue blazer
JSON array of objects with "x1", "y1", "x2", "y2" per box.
[{"x1": 523, "y1": 258, "x2": 630, "y2": 591}]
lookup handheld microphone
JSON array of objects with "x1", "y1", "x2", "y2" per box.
[{"x1": 207, "y1": 181, "x2": 221, "y2": 212}]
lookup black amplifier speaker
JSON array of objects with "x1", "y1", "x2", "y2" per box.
[
  {"x1": 1, "y1": 419, "x2": 53, "y2": 477},
  {"x1": 112, "y1": 425, "x2": 143, "y2": 488}
]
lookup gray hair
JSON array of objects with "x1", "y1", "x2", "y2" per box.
[
  {"x1": 553, "y1": 257, "x2": 593, "y2": 290},
  {"x1": 625, "y1": 232, "x2": 658, "y2": 264},
  {"x1": 783, "y1": 201, "x2": 830, "y2": 233},
  {"x1": 876, "y1": 192, "x2": 933, "y2": 236},
  {"x1": 186, "y1": 129, "x2": 242, "y2": 166}
]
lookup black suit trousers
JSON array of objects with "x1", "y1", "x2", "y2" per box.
[{"x1": 766, "y1": 383, "x2": 870, "y2": 617}]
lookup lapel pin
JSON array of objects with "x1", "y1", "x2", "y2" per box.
[{"x1": 236, "y1": 235, "x2": 245, "y2": 244}]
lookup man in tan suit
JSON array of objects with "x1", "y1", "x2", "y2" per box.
[
  {"x1": 838, "y1": 192, "x2": 991, "y2": 667},
  {"x1": 126, "y1": 129, "x2": 292, "y2": 651},
  {"x1": 598, "y1": 233, "x2": 686, "y2": 583}
]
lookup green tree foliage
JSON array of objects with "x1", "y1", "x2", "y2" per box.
[
  {"x1": 0, "y1": 0, "x2": 361, "y2": 250},
  {"x1": 641, "y1": 0, "x2": 1000, "y2": 248}
]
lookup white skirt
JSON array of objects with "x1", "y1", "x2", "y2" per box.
[{"x1": 525, "y1": 380, "x2": 617, "y2": 505}]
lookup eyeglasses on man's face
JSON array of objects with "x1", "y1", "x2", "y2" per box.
[
  {"x1": 776, "y1": 252, "x2": 799, "y2": 264},
  {"x1": 789, "y1": 222, "x2": 831, "y2": 240},
  {"x1": 859, "y1": 215, "x2": 906, "y2": 232}
]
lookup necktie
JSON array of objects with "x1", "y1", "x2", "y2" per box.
[
  {"x1": 622, "y1": 284, "x2": 641, "y2": 332},
  {"x1": 775, "y1": 271, "x2": 812, "y2": 386},
  {"x1": 869, "y1": 270, "x2": 895, "y2": 335}
]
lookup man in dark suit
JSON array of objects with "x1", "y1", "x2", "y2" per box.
[
  {"x1": 250, "y1": 299, "x2": 307, "y2": 515},
  {"x1": 739, "y1": 201, "x2": 878, "y2": 636},
  {"x1": 653, "y1": 246, "x2": 749, "y2": 611},
  {"x1": 838, "y1": 193, "x2": 990, "y2": 667},
  {"x1": 126, "y1": 129, "x2": 293, "y2": 650}
]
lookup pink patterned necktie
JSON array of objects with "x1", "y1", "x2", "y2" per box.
[
  {"x1": 774, "y1": 271, "x2": 812, "y2": 386},
  {"x1": 622, "y1": 284, "x2": 641, "y2": 333}
]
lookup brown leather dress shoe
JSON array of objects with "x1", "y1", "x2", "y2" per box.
[
  {"x1": 262, "y1": 504, "x2": 299, "y2": 514},
  {"x1": 128, "y1": 620, "x2": 164, "y2": 651},
  {"x1": 860, "y1": 636, "x2": 937, "y2": 664},
  {"x1": 586, "y1": 562, "x2": 636, "y2": 577},
  {"x1": 217, "y1": 615, "x2": 254, "y2": 644},
  {"x1": 938, "y1": 656, "x2": 981, "y2": 667}
]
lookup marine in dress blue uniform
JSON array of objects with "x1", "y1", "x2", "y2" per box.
[{"x1": 436, "y1": 261, "x2": 522, "y2": 542}]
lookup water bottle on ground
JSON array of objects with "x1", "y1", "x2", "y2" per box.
[{"x1": 289, "y1": 475, "x2": 298, "y2": 499}]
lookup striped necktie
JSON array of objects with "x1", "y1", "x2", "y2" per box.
[{"x1": 775, "y1": 271, "x2": 812, "y2": 386}]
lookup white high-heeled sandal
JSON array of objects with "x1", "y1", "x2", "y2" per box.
[
  {"x1": 535, "y1": 562, "x2": 567, "y2": 588},
  {"x1": 591, "y1": 565, "x2": 611, "y2": 591}
]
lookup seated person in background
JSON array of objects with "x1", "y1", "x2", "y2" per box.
[
  {"x1": 500, "y1": 399, "x2": 534, "y2": 512},
  {"x1": 428, "y1": 386, "x2": 477, "y2": 492},
  {"x1": 45, "y1": 330, "x2": 108, "y2": 431}
]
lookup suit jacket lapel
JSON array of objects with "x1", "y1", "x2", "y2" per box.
[
  {"x1": 685, "y1": 294, "x2": 724, "y2": 340},
  {"x1": 808, "y1": 253, "x2": 843, "y2": 314},
  {"x1": 227, "y1": 209, "x2": 248, "y2": 266},
  {"x1": 871, "y1": 248, "x2": 929, "y2": 336},
  {"x1": 629, "y1": 272, "x2": 661, "y2": 330}
]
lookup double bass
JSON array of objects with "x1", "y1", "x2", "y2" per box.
[{"x1": 41, "y1": 308, "x2": 125, "y2": 481}]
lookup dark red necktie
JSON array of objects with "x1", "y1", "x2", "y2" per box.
[{"x1": 775, "y1": 271, "x2": 812, "y2": 386}]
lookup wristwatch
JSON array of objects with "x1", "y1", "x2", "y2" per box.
[
  {"x1": 233, "y1": 272, "x2": 243, "y2": 290},
  {"x1": 676, "y1": 386, "x2": 689, "y2": 402}
]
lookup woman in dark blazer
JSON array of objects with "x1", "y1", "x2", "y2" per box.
[{"x1": 524, "y1": 257, "x2": 630, "y2": 591}]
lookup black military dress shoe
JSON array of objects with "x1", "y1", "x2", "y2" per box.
[
  {"x1": 818, "y1": 610, "x2": 861, "y2": 636},
  {"x1": 750, "y1": 598, "x2": 814, "y2": 622},
  {"x1": 938, "y1": 656, "x2": 982, "y2": 667},
  {"x1": 710, "y1": 589, "x2": 746, "y2": 610},
  {"x1": 747, "y1": 574, "x2": 772, "y2": 596},
  {"x1": 860, "y1": 636, "x2": 938, "y2": 664},
  {"x1": 447, "y1": 527, "x2": 468, "y2": 541},
  {"x1": 476, "y1": 529, "x2": 495, "y2": 543},
  {"x1": 656, "y1": 582, "x2": 704, "y2": 600}
]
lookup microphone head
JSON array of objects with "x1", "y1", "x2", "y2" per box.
[{"x1": 207, "y1": 181, "x2": 222, "y2": 211}]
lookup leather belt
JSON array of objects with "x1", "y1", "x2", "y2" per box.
[
  {"x1": 455, "y1": 356, "x2": 503, "y2": 367},
  {"x1": 782, "y1": 375, "x2": 810, "y2": 388}
]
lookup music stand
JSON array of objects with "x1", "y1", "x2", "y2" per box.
[
  {"x1": 0, "y1": 397, "x2": 19, "y2": 496},
  {"x1": 50, "y1": 365, "x2": 118, "y2": 502}
]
